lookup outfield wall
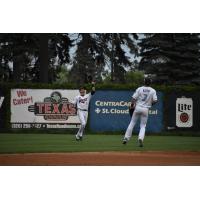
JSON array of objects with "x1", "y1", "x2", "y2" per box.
[
  {"x1": 10, "y1": 89, "x2": 81, "y2": 129},
  {"x1": 89, "y1": 90, "x2": 163, "y2": 132},
  {"x1": 165, "y1": 92, "x2": 200, "y2": 131},
  {"x1": 0, "y1": 83, "x2": 200, "y2": 134}
]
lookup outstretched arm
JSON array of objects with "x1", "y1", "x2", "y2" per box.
[{"x1": 91, "y1": 81, "x2": 96, "y2": 95}]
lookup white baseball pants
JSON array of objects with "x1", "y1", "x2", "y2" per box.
[
  {"x1": 124, "y1": 106, "x2": 149, "y2": 141},
  {"x1": 76, "y1": 110, "x2": 88, "y2": 137}
]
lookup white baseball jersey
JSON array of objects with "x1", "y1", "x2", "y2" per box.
[
  {"x1": 132, "y1": 86, "x2": 157, "y2": 108},
  {"x1": 74, "y1": 93, "x2": 92, "y2": 110}
]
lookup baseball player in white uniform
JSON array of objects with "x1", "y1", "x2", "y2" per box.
[
  {"x1": 123, "y1": 78, "x2": 157, "y2": 147},
  {"x1": 73, "y1": 84, "x2": 95, "y2": 141}
]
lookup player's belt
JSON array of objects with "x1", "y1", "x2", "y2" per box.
[{"x1": 78, "y1": 109, "x2": 88, "y2": 111}]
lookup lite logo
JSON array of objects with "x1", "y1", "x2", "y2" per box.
[{"x1": 176, "y1": 97, "x2": 193, "y2": 127}]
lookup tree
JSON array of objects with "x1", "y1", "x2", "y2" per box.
[
  {"x1": 55, "y1": 65, "x2": 70, "y2": 84},
  {"x1": 33, "y1": 33, "x2": 73, "y2": 83},
  {"x1": 101, "y1": 33, "x2": 138, "y2": 83},
  {"x1": 0, "y1": 33, "x2": 73, "y2": 83},
  {"x1": 125, "y1": 70, "x2": 144, "y2": 85},
  {"x1": 139, "y1": 34, "x2": 200, "y2": 84},
  {"x1": 39, "y1": 34, "x2": 49, "y2": 83},
  {"x1": 69, "y1": 34, "x2": 106, "y2": 85},
  {"x1": 69, "y1": 33, "x2": 139, "y2": 85},
  {"x1": 0, "y1": 34, "x2": 37, "y2": 82},
  {"x1": 0, "y1": 33, "x2": 139, "y2": 84}
]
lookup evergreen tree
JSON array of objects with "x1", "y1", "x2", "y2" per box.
[
  {"x1": 0, "y1": 33, "x2": 73, "y2": 83},
  {"x1": 0, "y1": 34, "x2": 37, "y2": 82},
  {"x1": 101, "y1": 33, "x2": 138, "y2": 83},
  {"x1": 69, "y1": 34, "x2": 106, "y2": 85},
  {"x1": 69, "y1": 33, "x2": 138, "y2": 85},
  {"x1": 139, "y1": 33, "x2": 200, "y2": 84},
  {"x1": 0, "y1": 33, "x2": 139, "y2": 84},
  {"x1": 39, "y1": 34, "x2": 49, "y2": 83}
]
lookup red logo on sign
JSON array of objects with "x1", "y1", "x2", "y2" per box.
[
  {"x1": 180, "y1": 112, "x2": 189, "y2": 123},
  {"x1": 28, "y1": 91, "x2": 76, "y2": 121}
]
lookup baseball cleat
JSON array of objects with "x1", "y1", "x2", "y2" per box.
[
  {"x1": 79, "y1": 136, "x2": 83, "y2": 141},
  {"x1": 138, "y1": 139, "x2": 143, "y2": 147},
  {"x1": 122, "y1": 137, "x2": 128, "y2": 144},
  {"x1": 75, "y1": 135, "x2": 81, "y2": 141}
]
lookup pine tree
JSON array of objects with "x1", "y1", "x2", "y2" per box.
[
  {"x1": 139, "y1": 33, "x2": 200, "y2": 84},
  {"x1": 0, "y1": 33, "x2": 73, "y2": 83},
  {"x1": 69, "y1": 33, "x2": 138, "y2": 85},
  {"x1": 101, "y1": 33, "x2": 138, "y2": 83},
  {"x1": 69, "y1": 34, "x2": 106, "y2": 85}
]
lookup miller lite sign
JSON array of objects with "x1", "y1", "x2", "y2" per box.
[{"x1": 176, "y1": 97, "x2": 193, "y2": 127}]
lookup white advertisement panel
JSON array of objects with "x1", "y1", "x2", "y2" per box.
[
  {"x1": 11, "y1": 89, "x2": 80, "y2": 129},
  {"x1": 176, "y1": 97, "x2": 193, "y2": 127}
]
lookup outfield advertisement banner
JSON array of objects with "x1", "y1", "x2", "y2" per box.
[
  {"x1": 11, "y1": 89, "x2": 81, "y2": 129},
  {"x1": 90, "y1": 90, "x2": 163, "y2": 132},
  {"x1": 165, "y1": 92, "x2": 200, "y2": 131},
  {"x1": 0, "y1": 90, "x2": 5, "y2": 129}
]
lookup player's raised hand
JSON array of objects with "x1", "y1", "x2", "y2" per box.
[{"x1": 91, "y1": 81, "x2": 96, "y2": 86}]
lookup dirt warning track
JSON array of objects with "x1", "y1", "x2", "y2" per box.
[{"x1": 0, "y1": 151, "x2": 200, "y2": 166}]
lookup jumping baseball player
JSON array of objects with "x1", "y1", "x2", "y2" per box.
[
  {"x1": 73, "y1": 83, "x2": 95, "y2": 141},
  {"x1": 123, "y1": 77, "x2": 157, "y2": 147}
]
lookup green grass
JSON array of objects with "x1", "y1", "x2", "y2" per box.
[{"x1": 0, "y1": 133, "x2": 200, "y2": 153}]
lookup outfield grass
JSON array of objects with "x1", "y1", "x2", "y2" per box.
[{"x1": 0, "y1": 133, "x2": 200, "y2": 153}]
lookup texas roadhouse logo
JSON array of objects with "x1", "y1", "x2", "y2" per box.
[{"x1": 28, "y1": 91, "x2": 76, "y2": 121}]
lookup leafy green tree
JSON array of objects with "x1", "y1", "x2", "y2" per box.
[
  {"x1": 125, "y1": 70, "x2": 144, "y2": 85},
  {"x1": 55, "y1": 65, "x2": 70, "y2": 84}
]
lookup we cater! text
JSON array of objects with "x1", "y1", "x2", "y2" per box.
[{"x1": 13, "y1": 90, "x2": 33, "y2": 105}]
